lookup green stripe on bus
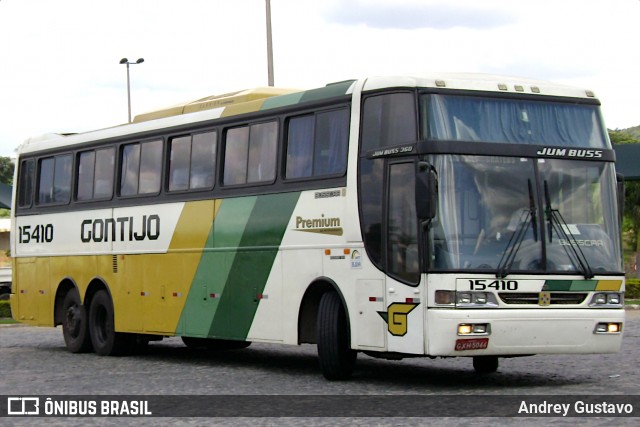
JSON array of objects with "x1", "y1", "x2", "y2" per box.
[
  {"x1": 208, "y1": 192, "x2": 300, "y2": 340},
  {"x1": 176, "y1": 197, "x2": 257, "y2": 337},
  {"x1": 543, "y1": 280, "x2": 597, "y2": 291}
]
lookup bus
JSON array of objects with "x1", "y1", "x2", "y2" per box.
[{"x1": 10, "y1": 73, "x2": 625, "y2": 380}]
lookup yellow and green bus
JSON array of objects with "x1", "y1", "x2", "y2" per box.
[{"x1": 10, "y1": 74, "x2": 625, "y2": 379}]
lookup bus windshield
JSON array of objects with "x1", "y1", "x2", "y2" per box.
[
  {"x1": 423, "y1": 94, "x2": 607, "y2": 148},
  {"x1": 428, "y1": 155, "x2": 621, "y2": 275}
]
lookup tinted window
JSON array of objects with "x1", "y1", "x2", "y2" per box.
[
  {"x1": 387, "y1": 162, "x2": 419, "y2": 283},
  {"x1": 361, "y1": 93, "x2": 416, "y2": 153},
  {"x1": 38, "y1": 154, "x2": 72, "y2": 205},
  {"x1": 18, "y1": 159, "x2": 35, "y2": 208},
  {"x1": 223, "y1": 121, "x2": 277, "y2": 186},
  {"x1": 77, "y1": 148, "x2": 115, "y2": 201},
  {"x1": 169, "y1": 131, "x2": 217, "y2": 191},
  {"x1": 286, "y1": 108, "x2": 349, "y2": 179},
  {"x1": 120, "y1": 140, "x2": 162, "y2": 196}
]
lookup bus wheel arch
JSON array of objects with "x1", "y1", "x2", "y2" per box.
[{"x1": 298, "y1": 278, "x2": 350, "y2": 345}]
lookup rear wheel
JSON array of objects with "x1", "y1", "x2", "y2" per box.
[
  {"x1": 88, "y1": 290, "x2": 134, "y2": 356},
  {"x1": 317, "y1": 291, "x2": 356, "y2": 380},
  {"x1": 473, "y1": 356, "x2": 499, "y2": 374},
  {"x1": 61, "y1": 288, "x2": 92, "y2": 353}
]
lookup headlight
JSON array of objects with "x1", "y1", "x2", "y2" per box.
[
  {"x1": 456, "y1": 292, "x2": 498, "y2": 308},
  {"x1": 589, "y1": 293, "x2": 623, "y2": 307}
]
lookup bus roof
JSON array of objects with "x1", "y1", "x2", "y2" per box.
[{"x1": 17, "y1": 73, "x2": 598, "y2": 156}]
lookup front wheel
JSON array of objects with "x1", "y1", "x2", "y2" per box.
[
  {"x1": 316, "y1": 291, "x2": 356, "y2": 380},
  {"x1": 88, "y1": 290, "x2": 134, "y2": 356},
  {"x1": 473, "y1": 356, "x2": 499, "y2": 374},
  {"x1": 61, "y1": 288, "x2": 92, "y2": 353}
]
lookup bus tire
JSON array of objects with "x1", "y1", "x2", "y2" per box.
[
  {"x1": 473, "y1": 356, "x2": 499, "y2": 374},
  {"x1": 316, "y1": 291, "x2": 356, "y2": 380},
  {"x1": 61, "y1": 288, "x2": 92, "y2": 353},
  {"x1": 88, "y1": 290, "x2": 133, "y2": 356}
]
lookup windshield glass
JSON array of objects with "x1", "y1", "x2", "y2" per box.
[
  {"x1": 423, "y1": 95, "x2": 607, "y2": 148},
  {"x1": 428, "y1": 155, "x2": 621, "y2": 274}
]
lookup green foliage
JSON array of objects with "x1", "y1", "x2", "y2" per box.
[
  {"x1": 609, "y1": 129, "x2": 640, "y2": 145},
  {"x1": 0, "y1": 300, "x2": 11, "y2": 318},
  {"x1": 610, "y1": 128, "x2": 640, "y2": 254},
  {"x1": 627, "y1": 278, "x2": 640, "y2": 299},
  {"x1": 0, "y1": 157, "x2": 13, "y2": 185}
]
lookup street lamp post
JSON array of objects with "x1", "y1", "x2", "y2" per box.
[
  {"x1": 119, "y1": 57, "x2": 144, "y2": 123},
  {"x1": 265, "y1": 0, "x2": 274, "y2": 86}
]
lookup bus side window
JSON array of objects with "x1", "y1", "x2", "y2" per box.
[
  {"x1": 94, "y1": 148, "x2": 115, "y2": 199},
  {"x1": 285, "y1": 107, "x2": 349, "y2": 180},
  {"x1": 361, "y1": 93, "x2": 416, "y2": 152},
  {"x1": 38, "y1": 154, "x2": 72, "y2": 205},
  {"x1": 120, "y1": 140, "x2": 162, "y2": 196},
  {"x1": 120, "y1": 144, "x2": 141, "y2": 196},
  {"x1": 190, "y1": 131, "x2": 216, "y2": 189},
  {"x1": 18, "y1": 159, "x2": 35, "y2": 208},
  {"x1": 224, "y1": 122, "x2": 277, "y2": 186},
  {"x1": 286, "y1": 115, "x2": 314, "y2": 179},
  {"x1": 169, "y1": 136, "x2": 191, "y2": 191}
]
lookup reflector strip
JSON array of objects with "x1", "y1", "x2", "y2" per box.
[
  {"x1": 369, "y1": 297, "x2": 383, "y2": 302},
  {"x1": 172, "y1": 292, "x2": 182, "y2": 297},
  {"x1": 405, "y1": 297, "x2": 420, "y2": 303}
]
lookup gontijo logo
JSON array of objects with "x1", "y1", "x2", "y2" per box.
[{"x1": 377, "y1": 303, "x2": 419, "y2": 336}]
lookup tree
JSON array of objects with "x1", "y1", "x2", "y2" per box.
[
  {"x1": 0, "y1": 157, "x2": 14, "y2": 185},
  {"x1": 609, "y1": 129, "x2": 640, "y2": 276}
]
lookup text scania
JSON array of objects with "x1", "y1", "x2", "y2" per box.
[{"x1": 81, "y1": 215, "x2": 160, "y2": 243}]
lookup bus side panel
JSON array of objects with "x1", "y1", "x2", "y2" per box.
[
  {"x1": 178, "y1": 192, "x2": 300, "y2": 341},
  {"x1": 12, "y1": 256, "x2": 53, "y2": 326},
  {"x1": 114, "y1": 200, "x2": 214, "y2": 334},
  {"x1": 207, "y1": 192, "x2": 300, "y2": 340}
]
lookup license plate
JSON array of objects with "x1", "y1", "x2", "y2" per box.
[{"x1": 455, "y1": 338, "x2": 489, "y2": 351}]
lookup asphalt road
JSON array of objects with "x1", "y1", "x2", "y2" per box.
[{"x1": 1, "y1": 310, "x2": 639, "y2": 426}]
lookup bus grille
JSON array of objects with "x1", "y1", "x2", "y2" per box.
[{"x1": 498, "y1": 292, "x2": 588, "y2": 305}]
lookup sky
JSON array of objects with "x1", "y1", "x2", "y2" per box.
[{"x1": 0, "y1": 0, "x2": 639, "y2": 157}]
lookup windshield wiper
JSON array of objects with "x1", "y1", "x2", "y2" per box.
[
  {"x1": 543, "y1": 181, "x2": 594, "y2": 279},
  {"x1": 496, "y1": 179, "x2": 538, "y2": 278}
]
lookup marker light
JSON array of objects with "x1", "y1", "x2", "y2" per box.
[{"x1": 435, "y1": 290, "x2": 455, "y2": 305}]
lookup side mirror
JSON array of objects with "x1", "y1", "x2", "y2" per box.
[{"x1": 416, "y1": 162, "x2": 438, "y2": 221}]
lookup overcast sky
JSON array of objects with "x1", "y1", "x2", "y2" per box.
[{"x1": 0, "y1": 0, "x2": 638, "y2": 157}]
